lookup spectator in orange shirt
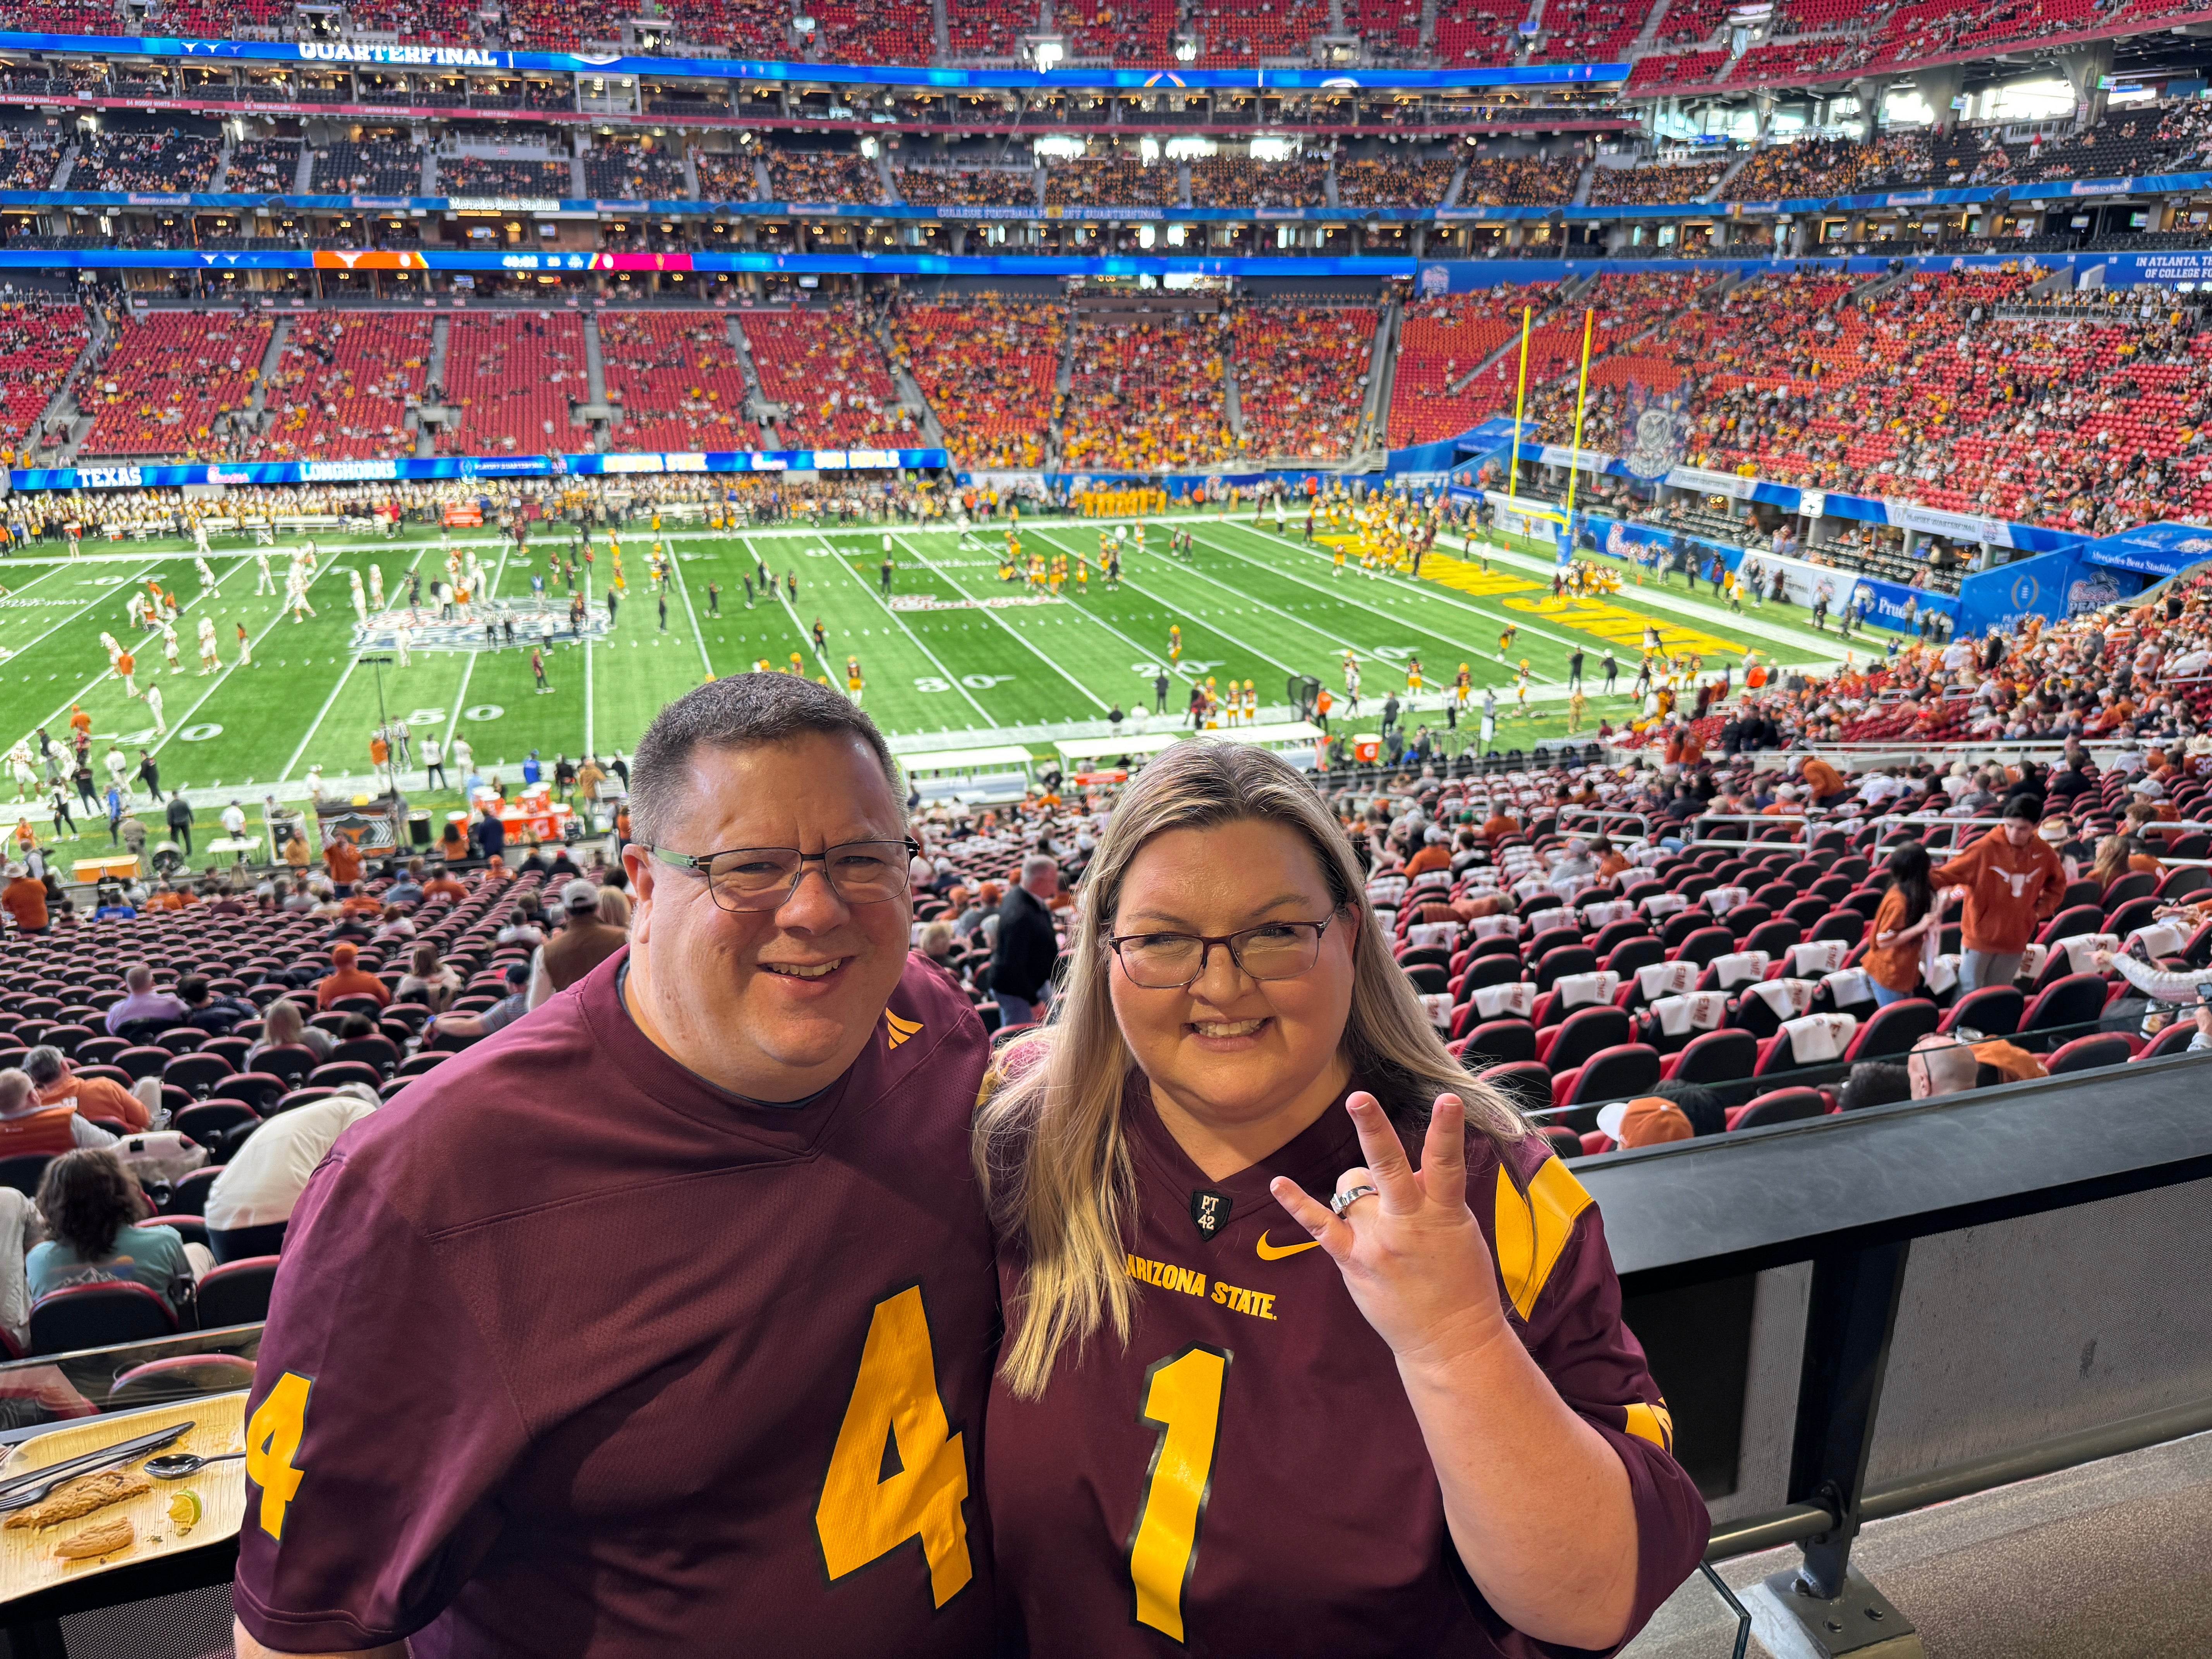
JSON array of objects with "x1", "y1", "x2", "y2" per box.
[
  {"x1": 423, "y1": 868, "x2": 467, "y2": 903},
  {"x1": 1403, "y1": 827, "x2": 1453, "y2": 878},
  {"x1": 1480, "y1": 808, "x2": 1518, "y2": 843},
  {"x1": 1802, "y1": 757, "x2": 1847, "y2": 808},
  {"x1": 0, "y1": 862, "x2": 48, "y2": 934},
  {"x1": 315, "y1": 941, "x2": 390, "y2": 1011},
  {"x1": 1932, "y1": 793, "x2": 2065, "y2": 993},
  {"x1": 325, "y1": 834, "x2": 364, "y2": 893},
  {"x1": 22, "y1": 1046, "x2": 151, "y2": 1132},
  {"x1": 1592, "y1": 836, "x2": 1630, "y2": 882}
]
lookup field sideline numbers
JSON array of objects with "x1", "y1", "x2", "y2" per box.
[
  {"x1": 178, "y1": 723, "x2": 223, "y2": 742},
  {"x1": 396, "y1": 706, "x2": 505, "y2": 726}
]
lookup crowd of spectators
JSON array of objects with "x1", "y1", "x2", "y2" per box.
[
  {"x1": 889, "y1": 294, "x2": 1062, "y2": 469},
  {"x1": 0, "y1": 129, "x2": 64, "y2": 191},
  {"x1": 1059, "y1": 313, "x2": 1235, "y2": 471},
  {"x1": 1059, "y1": 0, "x2": 1180, "y2": 63},
  {"x1": 72, "y1": 132, "x2": 223, "y2": 195},
  {"x1": 1335, "y1": 154, "x2": 1458, "y2": 207},
  {"x1": 308, "y1": 139, "x2": 423, "y2": 196},
  {"x1": 764, "y1": 150, "x2": 887, "y2": 204},
  {"x1": 1585, "y1": 155, "x2": 1729, "y2": 205},
  {"x1": 1721, "y1": 131, "x2": 1927, "y2": 200},
  {"x1": 895, "y1": 165, "x2": 1038, "y2": 206},
  {"x1": 1188, "y1": 155, "x2": 1328, "y2": 208},
  {"x1": 1456, "y1": 156, "x2": 1582, "y2": 206},
  {"x1": 583, "y1": 141, "x2": 686, "y2": 199},
  {"x1": 1043, "y1": 156, "x2": 1182, "y2": 207},
  {"x1": 741, "y1": 304, "x2": 912, "y2": 449},
  {"x1": 244, "y1": 311, "x2": 432, "y2": 465},
  {"x1": 435, "y1": 155, "x2": 570, "y2": 197},
  {"x1": 0, "y1": 298, "x2": 88, "y2": 464},
  {"x1": 599, "y1": 310, "x2": 756, "y2": 453},
  {"x1": 1385, "y1": 282, "x2": 1559, "y2": 447},
  {"x1": 1187, "y1": 0, "x2": 1329, "y2": 65},
  {"x1": 436, "y1": 311, "x2": 585, "y2": 455},
  {"x1": 693, "y1": 150, "x2": 760, "y2": 202},
  {"x1": 78, "y1": 310, "x2": 271, "y2": 460},
  {"x1": 223, "y1": 138, "x2": 302, "y2": 193},
  {"x1": 1228, "y1": 302, "x2": 1375, "y2": 460}
]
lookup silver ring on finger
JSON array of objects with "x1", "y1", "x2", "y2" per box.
[{"x1": 1330, "y1": 1184, "x2": 1380, "y2": 1218}]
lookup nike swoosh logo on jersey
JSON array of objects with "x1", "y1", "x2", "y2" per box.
[{"x1": 1255, "y1": 1232, "x2": 1321, "y2": 1261}]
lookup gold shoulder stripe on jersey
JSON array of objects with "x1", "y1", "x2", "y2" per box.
[
  {"x1": 1255, "y1": 1231, "x2": 1321, "y2": 1261},
  {"x1": 1493, "y1": 1158, "x2": 1594, "y2": 1321},
  {"x1": 884, "y1": 1012, "x2": 923, "y2": 1049},
  {"x1": 1623, "y1": 1400, "x2": 1675, "y2": 1454}
]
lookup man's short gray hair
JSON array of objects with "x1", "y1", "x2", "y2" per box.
[
  {"x1": 1022, "y1": 855, "x2": 1060, "y2": 888},
  {"x1": 629, "y1": 674, "x2": 903, "y2": 848},
  {"x1": 124, "y1": 965, "x2": 153, "y2": 992},
  {"x1": 21, "y1": 1047, "x2": 64, "y2": 1088},
  {"x1": 0, "y1": 1070, "x2": 30, "y2": 1115}
]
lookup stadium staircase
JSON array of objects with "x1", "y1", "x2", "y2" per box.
[
  {"x1": 208, "y1": 143, "x2": 231, "y2": 195},
  {"x1": 1706, "y1": 143, "x2": 1758, "y2": 202},
  {"x1": 1440, "y1": 160, "x2": 1469, "y2": 208},
  {"x1": 419, "y1": 148, "x2": 439, "y2": 196},
  {"x1": 1632, "y1": 0, "x2": 1672, "y2": 47},
  {"x1": 1446, "y1": 276, "x2": 1585, "y2": 397},
  {"x1": 243, "y1": 321, "x2": 290, "y2": 437},
  {"x1": 568, "y1": 154, "x2": 588, "y2": 197},
  {"x1": 1571, "y1": 153, "x2": 1597, "y2": 204},
  {"x1": 933, "y1": 0, "x2": 953, "y2": 61},
  {"x1": 1324, "y1": 152, "x2": 1341, "y2": 210},
  {"x1": 1223, "y1": 354, "x2": 1244, "y2": 441},
  {"x1": 1418, "y1": 0, "x2": 1439, "y2": 53},
  {"x1": 723, "y1": 316, "x2": 777, "y2": 428},
  {"x1": 753, "y1": 155, "x2": 772, "y2": 201},
  {"x1": 412, "y1": 316, "x2": 453, "y2": 456},
  {"x1": 1177, "y1": 158, "x2": 1193, "y2": 208},
  {"x1": 292, "y1": 146, "x2": 315, "y2": 192},
  {"x1": 872, "y1": 313, "x2": 948, "y2": 446},
  {"x1": 681, "y1": 148, "x2": 701, "y2": 200},
  {"x1": 1355, "y1": 297, "x2": 1401, "y2": 459},
  {"x1": 579, "y1": 318, "x2": 616, "y2": 447},
  {"x1": 875, "y1": 149, "x2": 900, "y2": 203},
  {"x1": 47, "y1": 143, "x2": 77, "y2": 190}
]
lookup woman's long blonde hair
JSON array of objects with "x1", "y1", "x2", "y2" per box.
[{"x1": 973, "y1": 742, "x2": 1525, "y2": 1398}]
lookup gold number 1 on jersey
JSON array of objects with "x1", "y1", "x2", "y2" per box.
[
  {"x1": 816, "y1": 1284, "x2": 973, "y2": 1607},
  {"x1": 1127, "y1": 1345, "x2": 1231, "y2": 1643}
]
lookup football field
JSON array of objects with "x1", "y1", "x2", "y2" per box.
[{"x1": 0, "y1": 513, "x2": 1862, "y2": 824}]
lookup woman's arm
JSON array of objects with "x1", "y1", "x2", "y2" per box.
[{"x1": 1273, "y1": 1098, "x2": 1644, "y2": 1649}]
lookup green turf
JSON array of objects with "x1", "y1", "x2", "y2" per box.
[{"x1": 0, "y1": 515, "x2": 1876, "y2": 815}]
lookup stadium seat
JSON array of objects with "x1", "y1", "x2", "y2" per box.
[
  {"x1": 2036, "y1": 905, "x2": 2106, "y2": 946},
  {"x1": 0, "y1": 1154, "x2": 51, "y2": 1197},
  {"x1": 308, "y1": 1061, "x2": 384, "y2": 1091},
  {"x1": 160, "y1": 1166, "x2": 224, "y2": 1218},
  {"x1": 254, "y1": 1046, "x2": 318, "y2": 1086},
  {"x1": 172, "y1": 1101, "x2": 259, "y2": 1146},
  {"x1": 29, "y1": 1282, "x2": 177, "y2": 1356},
  {"x1": 1662, "y1": 1029, "x2": 1757, "y2": 1086},
  {"x1": 108, "y1": 1352, "x2": 257, "y2": 1411},
  {"x1": 2044, "y1": 1034, "x2": 2136, "y2": 1075},
  {"x1": 1845, "y1": 999, "x2": 1940, "y2": 1061},
  {"x1": 115, "y1": 1045, "x2": 173, "y2": 1081},
  {"x1": 1477, "y1": 1061, "x2": 1553, "y2": 1116},
  {"x1": 162, "y1": 1052, "x2": 235, "y2": 1098},
  {"x1": 1456, "y1": 1020, "x2": 1536, "y2": 1066},
  {"x1": 2136, "y1": 1022, "x2": 2201, "y2": 1060},
  {"x1": 2021, "y1": 974, "x2": 2112, "y2": 1040},
  {"x1": 1728, "y1": 1088, "x2": 1827, "y2": 1130},
  {"x1": 197, "y1": 1257, "x2": 281, "y2": 1328},
  {"x1": 1537, "y1": 1006, "x2": 1631, "y2": 1073},
  {"x1": 1550, "y1": 1044, "x2": 1663, "y2": 1116},
  {"x1": 1939, "y1": 986, "x2": 2024, "y2": 1037}
]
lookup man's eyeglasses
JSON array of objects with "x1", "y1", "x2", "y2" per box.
[
  {"x1": 649, "y1": 840, "x2": 921, "y2": 912},
  {"x1": 1106, "y1": 915, "x2": 1339, "y2": 990}
]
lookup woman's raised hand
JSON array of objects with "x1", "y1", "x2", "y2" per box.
[{"x1": 1270, "y1": 1093, "x2": 1508, "y2": 1374}]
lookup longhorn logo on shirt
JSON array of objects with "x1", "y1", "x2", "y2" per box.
[{"x1": 1189, "y1": 1190, "x2": 1231, "y2": 1242}]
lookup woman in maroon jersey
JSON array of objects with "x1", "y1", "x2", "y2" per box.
[{"x1": 975, "y1": 743, "x2": 1707, "y2": 1656}]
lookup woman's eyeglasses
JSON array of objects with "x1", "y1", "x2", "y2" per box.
[{"x1": 1106, "y1": 916, "x2": 1338, "y2": 990}]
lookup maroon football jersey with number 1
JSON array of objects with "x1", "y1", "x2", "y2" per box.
[
  {"x1": 985, "y1": 1074, "x2": 1709, "y2": 1657},
  {"x1": 233, "y1": 950, "x2": 999, "y2": 1659}
]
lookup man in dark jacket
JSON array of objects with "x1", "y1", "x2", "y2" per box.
[
  {"x1": 165, "y1": 790, "x2": 195, "y2": 856},
  {"x1": 991, "y1": 854, "x2": 1061, "y2": 1029}
]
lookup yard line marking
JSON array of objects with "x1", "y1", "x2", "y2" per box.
[
  {"x1": 892, "y1": 532, "x2": 1108, "y2": 713},
  {"x1": 668, "y1": 546, "x2": 715, "y2": 682},
  {"x1": 441, "y1": 540, "x2": 515, "y2": 756},
  {"x1": 154, "y1": 542, "x2": 435, "y2": 765},
  {"x1": 11, "y1": 556, "x2": 247, "y2": 759},
  {"x1": 812, "y1": 532, "x2": 991, "y2": 723},
  {"x1": 583, "y1": 566, "x2": 595, "y2": 759},
  {"x1": 3, "y1": 559, "x2": 170, "y2": 747},
  {"x1": 1029, "y1": 527, "x2": 1306, "y2": 684},
  {"x1": 280, "y1": 654, "x2": 360, "y2": 783}
]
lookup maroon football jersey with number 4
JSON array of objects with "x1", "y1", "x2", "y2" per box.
[
  {"x1": 985, "y1": 1075, "x2": 1708, "y2": 1657},
  {"x1": 234, "y1": 950, "x2": 998, "y2": 1659}
]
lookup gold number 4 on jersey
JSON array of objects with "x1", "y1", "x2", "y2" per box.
[
  {"x1": 1126, "y1": 1345, "x2": 1231, "y2": 1643},
  {"x1": 244, "y1": 1370, "x2": 313, "y2": 1541},
  {"x1": 816, "y1": 1285, "x2": 974, "y2": 1607}
]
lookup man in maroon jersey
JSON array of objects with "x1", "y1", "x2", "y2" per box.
[{"x1": 233, "y1": 675, "x2": 998, "y2": 1659}]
